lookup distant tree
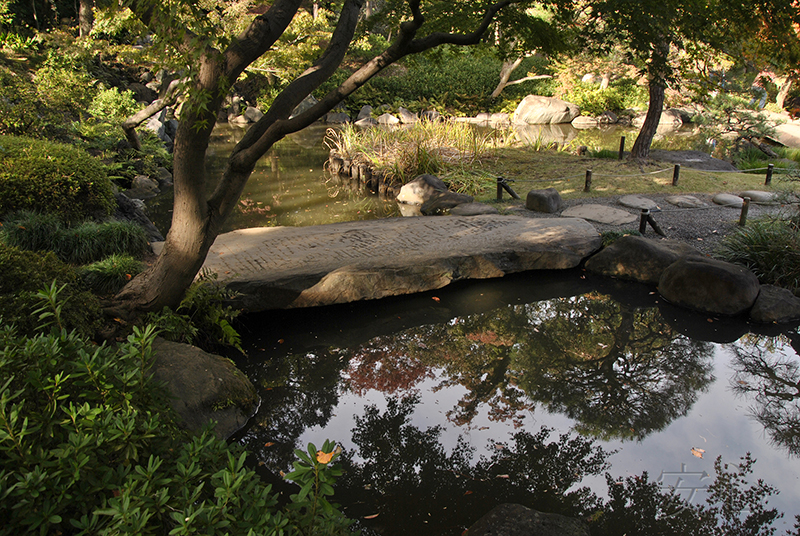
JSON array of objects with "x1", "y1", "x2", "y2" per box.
[{"x1": 557, "y1": 0, "x2": 800, "y2": 159}]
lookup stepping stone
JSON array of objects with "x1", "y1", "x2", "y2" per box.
[
  {"x1": 619, "y1": 194, "x2": 658, "y2": 210},
  {"x1": 739, "y1": 190, "x2": 776, "y2": 203},
  {"x1": 666, "y1": 195, "x2": 707, "y2": 208},
  {"x1": 712, "y1": 193, "x2": 744, "y2": 208},
  {"x1": 562, "y1": 204, "x2": 637, "y2": 225},
  {"x1": 450, "y1": 203, "x2": 500, "y2": 216}
]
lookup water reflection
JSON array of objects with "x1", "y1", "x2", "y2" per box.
[
  {"x1": 231, "y1": 272, "x2": 800, "y2": 532},
  {"x1": 731, "y1": 332, "x2": 800, "y2": 456}
]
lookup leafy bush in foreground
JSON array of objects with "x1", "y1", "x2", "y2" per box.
[
  {"x1": 0, "y1": 297, "x2": 354, "y2": 535},
  {"x1": 0, "y1": 135, "x2": 116, "y2": 223},
  {"x1": 0, "y1": 243, "x2": 101, "y2": 337}
]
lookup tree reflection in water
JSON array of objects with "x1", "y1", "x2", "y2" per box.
[
  {"x1": 341, "y1": 292, "x2": 715, "y2": 441},
  {"x1": 731, "y1": 329, "x2": 800, "y2": 456}
]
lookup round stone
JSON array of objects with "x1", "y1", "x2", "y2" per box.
[
  {"x1": 619, "y1": 194, "x2": 659, "y2": 210},
  {"x1": 712, "y1": 193, "x2": 744, "y2": 208}
]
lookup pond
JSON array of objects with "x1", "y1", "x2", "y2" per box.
[
  {"x1": 156, "y1": 122, "x2": 798, "y2": 533},
  {"x1": 228, "y1": 269, "x2": 800, "y2": 535}
]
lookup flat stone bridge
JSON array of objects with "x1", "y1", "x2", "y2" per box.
[{"x1": 201, "y1": 215, "x2": 601, "y2": 312}]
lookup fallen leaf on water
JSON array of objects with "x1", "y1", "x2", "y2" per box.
[
  {"x1": 432, "y1": 296, "x2": 440, "y2": 302},
  {"x1": 277, "y1": 339, "x2": 284, "y2": 344},
  {"x1": 691, "y1": 447, "x2": 705, "y2": 458},
  {"x1": 707, "y1": 318, "x2": 714, "y2": 323},
  {"x1": 496, "y1": 474, "x2": 510, "y2": 479},
  {"x1": 364, "y1": 514, "x2": 379, "y2": 520},
  {"x1": 264, "y1": 442, "x2": 275, "y2": 447},
  {"x1": 464, "y1": 490, "x2": 473, "y2": 495}
]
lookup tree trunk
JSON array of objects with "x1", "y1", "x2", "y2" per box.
[
  {"x1": 777, "y1": 76, "x2": 794, "y2": 110},
  {"x1": 629, "y1": 80, "x2": 665, "y2": 160},
  {"x1": 79, "y1": 0, "x2": 94, "y2": 37},
  {"x1": 112, "y1": 0, "x2": 514, "y2": 318},
  {"x1": 491, "y1": 57, "x2": 524, "y2": 98}
]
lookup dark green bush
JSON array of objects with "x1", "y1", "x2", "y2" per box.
[
  {"x1": 2, "y1": 211, "x2": 149, "y2": 264},
  {"x1": 0, "y1": 243, "x2": 101, "y2": 337},
  {"x1": 0, "y1": 66, "x2": 54, "y2": 137},
  {"x1": 0, "y1": 135, "x2": 116, "y2": 223},
  {"x1": 0, "y1": 323, "x2": 289, "y2": 536},
  {"x1": 715, "y1": 215, "x2": 800, "y2": 295}
]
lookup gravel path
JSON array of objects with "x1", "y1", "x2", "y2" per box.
[{"x1": 510, "y1": 193, "x2": 793, "y2": 255}]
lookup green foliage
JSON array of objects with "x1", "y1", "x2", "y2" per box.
[
  {"x1": 0, "y1": 243, "x2": 101, "y2": 337},
  {"x1": 285, "y1": 440, "x2": 354, "y2": 535},
  {"x1": 33, "y1": 65, "x2": 96, "y2": 117},
  {"x1": 0, "y1": 65, "x2": 53, "y2": 137},
  {"x1": 0, "y1": 318, "x2": 294, "y2": 536},
  {"x1": 565, "y1": 78, "x2": 647, "y2": 116},
  {"x1": 80, "y1": 254, "x2": 145, "y2": 295},
  {"x1": 145, "y1": 270, "x2": 243, "y2": 353},
  {"x1": 328, "y1": 49, "x2": 552, "y2": 117},
  {"x1": 0, "y1": 135, "x2": 116, "y2": 223},
  {"x1": 715, "y1": 215, "x2": 800, "y2": 295},
  {"x1": 0, "y1": 31, "x2": 37, "y2": 51},
  {"x1": 694, "y1": 94, "x2": 777, "y2": 155},
  {"x1": 2, "y1": 211, "x2": 149, "y2": 264},
  {"x1": 88, "y1": 87, "x2": 141, "y2": 122}
]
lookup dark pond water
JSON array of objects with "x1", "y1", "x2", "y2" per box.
[
  {"x1": 154, "y1": 122, "x2": 797, "y2": 533},
  {"x1": 228, "y1": 269, "x2": 800, "y2": 535}
]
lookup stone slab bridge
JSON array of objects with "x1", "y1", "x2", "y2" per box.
[{"x1": 201, "y1": 215, "x2": 601, "y2": 312}]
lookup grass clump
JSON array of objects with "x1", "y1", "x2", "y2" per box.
[
  {"x1": 326, "y1": 121, "x2": 501, "y2": 195},
  {"x1": 2, "y1": 211, "x2": 149, "y2": 264},
  {"x1": 715, "y1": 214, "x2": 800, "y2": 295},
  {"x1": 80, "y1": 254, "x2": 145, "y2": 295},
  {"x1": 0, "y1": 135, "x2": 116, "y2": 223}
]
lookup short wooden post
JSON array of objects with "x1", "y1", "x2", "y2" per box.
[
  {"x1": 647, "y1": 214, "x2": 666, "y2": 237},
  {"x1": 739, "y1": 197, "x2": 751, "y2": 226},
  {"x1": 639, "y1": 208, "x2": 649, "y2": 234},
  {"x1": 618, "y1": 136, "x2": 625, "y2": 160},
  {"x1": 672, "y1": 164, "x2": 681, "y2": 186},
  {"x1": 765, "y1": 164, "x2": 774, "y2": 186},
  {"x1": 496, "y1": 177, "x2": 503, "y2": 200},
  {"x1": 584, "y1": 170, "x2": 592, "y2": 192}
]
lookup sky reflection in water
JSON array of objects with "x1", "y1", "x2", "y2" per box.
[{"x1": 232, "y1": 271, "x2": 800, "y2": 534}]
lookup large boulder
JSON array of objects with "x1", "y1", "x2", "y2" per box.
[
  {"x1": 749, "y1": 284, "x2": 800, "y2": 324},
  {"x1": 585, "y1": 235, "x2": 704, "y2": 284},
  {"x1": 513, "y1": 95, "x2": 581, "y2": 125},
  {"x1": 396, "y1": 174, "x2": 449, "y2": 205},
  {"x1": 465, "y1": 504, "x2": 589, "y2": 536},
  {"x1": 420, "y1": 191, "x2": 474, "y2": 214},
  {"x1": 658, "y1": 257, "x2": 761, "y2": 316},
  {"x1": 151, "y1": 338, "x2": 259, "y2": 440},
  {"x1": 526, "y1": 187, "x2": 563, "y2": 213}
]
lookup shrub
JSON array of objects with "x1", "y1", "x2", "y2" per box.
[
  {"x1": 0, "y1": 243, "x2": 101, "y2": 337},
  {"x1": 2, "y1": 211, "x2": 149, "y2": 264},
  {"x1": 565, "y1": 79, "x2": 648, "y2": 116},
  {"x1": 33, "y1": 64, "x2": 96, "y2": 117},
  {"x1": 88, "y1": 86, "x2": 141, "y2": 122},
  {"x1": 0, "y1": 297, "x2": 353, "y2": 535},
  {"x1": 145, "y1": 270, "x2": 244, "y2": 353},
  {"x1": 80, "y1": 254, "x2": 145, "y2": 295},
  {"x1": 0, "y1": 66, "x2": 52, "y2": 137},
  {"x1": 715, "y1": 216, "x2": 800, "y2": 295},
  {"x1": 0, "y1": 135, "x2": 116, "y2": 223}
]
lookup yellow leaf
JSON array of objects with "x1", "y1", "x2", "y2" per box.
[
  {"x1": 691, "y1": 447, "x2": 705, "y2": 458},
  {"x1": 316, "y1": 450, "x2": 334, "y2": 464}
]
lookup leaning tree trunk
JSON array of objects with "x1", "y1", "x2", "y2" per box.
[
  {"x1": 79, "y1": 0, "x2": 94, "y2": 37},
  {"x1": 776, "y1": 76, "x2": 795, "y2": 110},
  {"x1": 629, "y1": 79, "x2": 665, "y2": 160}
]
